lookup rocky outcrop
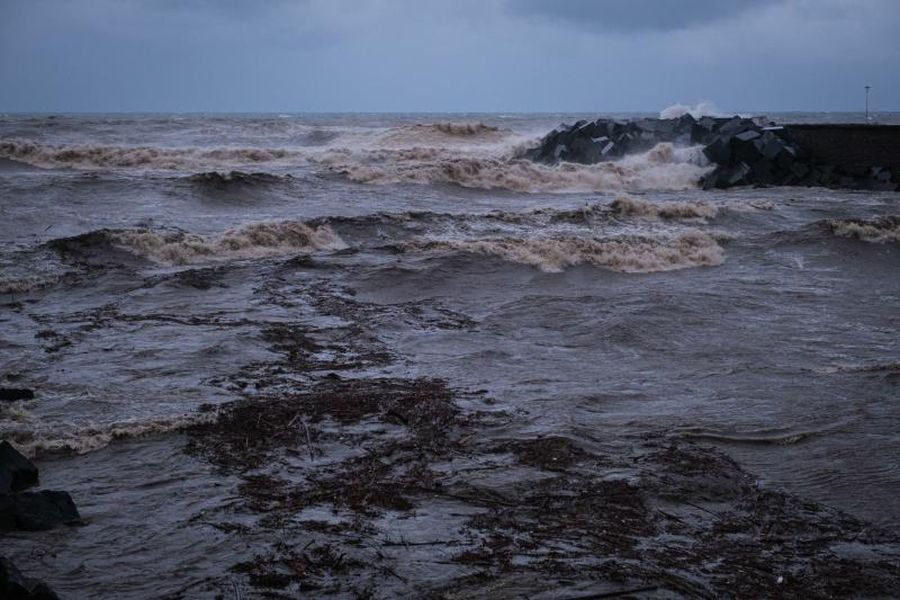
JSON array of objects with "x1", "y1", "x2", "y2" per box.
[
  {"x1": 0, "y1": 441, "x2": 39, "y2": 493},
  {"x1": 524, "y1": 113, "x2": 709, "y2": 163},
  {"x1": 0, "y1": 557, "x2": 60, "y2": 600},
  {"x1": 523, "y1": 116, "x2": 900, "y2": 191},
  {"x1": 0, "y1": 389, "x2": 34, "y2": 402},
  {"x1": 0, "y1": 491, "x2": 82, "y2": 532},
  {"x1": 0, "y1": 441, "x2": 82, "y2": 532}
]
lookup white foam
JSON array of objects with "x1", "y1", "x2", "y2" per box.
[
  {"x1": 610, "y1": 195, "x2": 718, "y2": 219},
  {"x1": 109, "y1": 221, "x2": 346, "y2": 265},
  {"x1": 0, "y1": 139, "x2": 306, "y2": 170},
  {"x1": 660, "y1": 101, "x2": 722, "y2": 119},
  {"x1": 828, "y1": 217, "x2": 900, "y2": 243},
  {"x1": 405, "y1": 230, "x2": 724, "y2": 273},
  {"x1": 320, "y1": 143, "x2": 712, "y2": 193},
  {"x1": 378, "y1": 122, "x2": 505, "y2": 145},
  {"x1": 1, "y1": 411, "x2": 217, "y2": 458}
]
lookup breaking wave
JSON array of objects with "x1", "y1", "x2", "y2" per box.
[
  {"x1": 428, "y1": 122, "x2": 499, "y2": 136},
  {"x1": 609, "y1": 196, "x2": 718, "y2": 219},
  {"x1": 376, "y1": 121, "x2": 508, "y2": 147},
  {"x1": 659, "y1": 101, "x2": 721, "y2": 120},
  {"x1": 0, "y1": 140, "x2": 305, "y2": 170},
  {"x1": 1, "y1": 131, "x2": 708, "y2": 195},
  {"x1": 674, "y1": 427, "x2": 827, "y2": 446},
  {"x1": 826, "y1": 216, "x2": 900, "y2": 243},
  {"x1": 401, "y1": 230, "x2": 724, "y2": 273},
  {"x1": 0, "y1": 412, "x2": 216, "y2": 458},
  {"x1": 186, "y1": 170, "x2": 287, "y2": 186},
  {"x1": 399, "y1": 121, "x2": 500, "y2": 137},
  {"x1": 0, "y1": 275, "x2": 61, "y2": 295},
  {"x1": 321, "y1": 143, "x2": 711, "y2": 193},
  {"x1": 49, "y1": 221, "x2": 346, "y2": 266},
  {"x1": 823, "y1": 362, "x2": 900, "y2": 374}
]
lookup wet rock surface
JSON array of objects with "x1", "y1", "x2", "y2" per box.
[
  {"x1": 0, "y1": 441, "x2": 39, "y2": 493},
  {"x1": 523, "y1": 116, "x2": 900, "y2": 191},
  {"x1": 0, "y1": 389, "x2": 34, "y2": 402},
  {"x1": 0, "y1": 557, "x2": 61, "y2": 600},
  {"x1": 1, "y1": 442, "x2": 82, "y2": 533},
  {"x1": 0, "y1": 490, "x2": 82, "y2": 532}
]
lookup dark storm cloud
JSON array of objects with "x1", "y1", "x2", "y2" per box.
[{"x1": 507, "y1": 0, "x2": 784, "y2": 32}]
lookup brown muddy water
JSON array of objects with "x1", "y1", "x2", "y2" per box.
[{"x1": 1, "y1": 113, "x2": 899, "y2": 598}]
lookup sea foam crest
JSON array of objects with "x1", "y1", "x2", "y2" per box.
[
  {"x1": 609, "y1": 196, "x2": 718, "y2": 219},
  {"x1": 107, "y1": 221, "x2": 347, "y2": 265},
  {"x1": 659, "y1": 101, "x2": 721, "y2": 119},
  {"x1": 827, "y1": 216, "x2": 900, "y2": 243},
  {"x1": 0, "y1": 140, "x2": 303, "y2": 169},
  {"x1": 1, "y1": 411, "x2": 216, "y2": 458},
  {"x1": 321, "y1": 142, "x2": 712, "y2": 193},
  {"x1": 404, "y1": 230, "x2": 724, "y2": 273}
]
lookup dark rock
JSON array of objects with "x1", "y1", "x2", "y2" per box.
[
  {"x1": 731, "y1": 137, "x2": 763, "y2": 164},
  {"x1": 715, "y1": 162, "x2": 752, "y2": 188},
  {"x1": 719, "y1": 116, "x2": 754, "y2": 136},
  {"x1": 703, "y1": 137, "x2": 731, "y2": 164},
  {"x1": 734, "y1": 129, "x2": 761, "y2": 143},
  {"x1": 567, "y1": 136, "x2": 603, "y2": 164},
  {"x1": 599, "y1": 138, "x2": 619, "y2": 157},
  {"x1": 805, "y1": 169, "x2": 823, "y2": 186},
  {"x1": 521, "y1": 114, "x2": 894, "y2": 192},
  {"x1": 759, "y1": 133, "x2": 786, "y2": 160},
  {"x1": 0, "y1": 389, "x2": 34, "y2": 402},
  {"x1": 750, "y1": 159, "x2": 775, "y2": 185},
  {"x1": 0, "y1": 557, "x2": 60, "y2": 600},
  {"x1": 838, "y1": 176, "x2": 859, "y2": 189},
  {"x1": 845, "y1": 165, "x2": 870, "y2": 178},
  {"x1": 819, "y1": 165, "x2": 837, "y2": 186},
  {"x1": 774, "y1": 145, "x2": 797, "y2": 170},
  {"x1": 701, "y1": 161, "x2": 752, "y2": 190},
  {"x1": 524, "y1": 116, "x2": 722, "y2": 165},
  {"x1": 790, "y1": 162, "x2": 810, "y2": 179},
  {"x1": 575, "y1": 120, "x2": 602, "y2": 138},
  {"x1": 0, "y1": 442, "x2": 39, "y2": 493},
  {"x1": 552, "y1": 143, "x2": 567, "y2": 161},
  {"x1": 675, "y1": 113, "x2": 697, "y2": 130},
  {"x1": 732, "y1": 162, "x2": 754, "y2": 186},
  {"x1": 0, "y1": 490, "x2": 82, "y2": 532}
]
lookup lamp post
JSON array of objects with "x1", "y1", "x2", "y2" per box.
[{"x1": 865, "y1": 86, "x2": 871, "y2": 123}]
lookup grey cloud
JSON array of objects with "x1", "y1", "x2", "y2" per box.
[
  {"x1": 507, "y1": 0, "x2": 784, "y2": 32},
  {"x1": 0, "y1": 0, "x2": 898, "y2": 112}
]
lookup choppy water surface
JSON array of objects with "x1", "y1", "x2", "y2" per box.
[{"x1": 1, "y1": 113, "x2": 898, "y2": 598}]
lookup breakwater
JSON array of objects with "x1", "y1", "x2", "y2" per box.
[{"x1": 523, "y1": 116, "x2": 900, "y2": 191}]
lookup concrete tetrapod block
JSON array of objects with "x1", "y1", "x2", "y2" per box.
[
  {"x1": 734, "y1": 129, "x2": 762, "y2": 143},
  {"x1": 732, "y1": 138, "x2": 764, "y2": 165},
  {"x1": 703, "y1": 137, "x2": 732, "y2": 165}
]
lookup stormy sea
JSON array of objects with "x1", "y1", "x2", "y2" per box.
[{"x1": 1, "y1": 112, "x2": 899, "y2": 598}]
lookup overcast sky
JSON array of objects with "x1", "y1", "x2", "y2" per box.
[{"x1": 1, "y1": 0, "x2": 897, "y2": 113}]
